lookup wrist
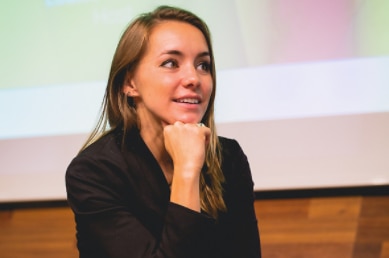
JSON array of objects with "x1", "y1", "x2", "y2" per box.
[{"x1": 170, "y1": 170, "x2": 201, "y2": 212}]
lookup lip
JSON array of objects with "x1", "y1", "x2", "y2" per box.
[{"x1": 173, "y1": 95, "x2": 202, "y2": 104}]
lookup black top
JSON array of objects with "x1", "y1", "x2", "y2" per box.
[{"x1": 66, "y1": 127, "x2": 261, "y2": 258}]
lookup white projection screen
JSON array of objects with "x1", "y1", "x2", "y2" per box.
[{"x1": 1, "y1": 0, "x2": 388, "y2": 202}]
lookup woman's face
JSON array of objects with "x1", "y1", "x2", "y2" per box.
[{"x1": 124, "y1": 20, "x2": 213, "y2": 129}]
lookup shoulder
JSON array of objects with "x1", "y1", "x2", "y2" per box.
[
  {"x1": 80, "y1": 131, "x2": 121, "y2": 159},
  {"x1": 66, "y1": 131, "x2": 127, "y2": 181},
  {"x1": 65, "y1": 131, "x2": 131, "y2": 212},
  {"x1": 218, "y1": 136, "x2": 253, "y2": 187},
  {"x1": 218, "y1": 135, "x2": 249, "y2": 174},
  {"x1": 218, "y1": 136, "x2": 246, "y2": 160}
]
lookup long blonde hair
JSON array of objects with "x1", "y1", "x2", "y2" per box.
[{"x1": 82, "y1": 5, "x2": 226, "y2": 218}]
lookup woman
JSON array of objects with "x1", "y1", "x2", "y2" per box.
[{"x1": 66, "y1": 5, "x2": 261, "y2": 258}]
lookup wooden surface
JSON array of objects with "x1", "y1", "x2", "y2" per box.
[
  {"x1": 0, "y1": 207, "x2": 78, "y2": 258},
  {"x1": 0, "y1": 195, "x2": 388, "y2": 258},
  {"x1": 257, "y1": 196, "x2": 389, "y2": 258}
]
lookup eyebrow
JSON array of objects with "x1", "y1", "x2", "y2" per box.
[{"x1": 161, "y1": 50, "x2": 210, "y2": 58}]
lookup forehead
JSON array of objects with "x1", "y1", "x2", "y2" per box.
[{"x1": 146, "y1": 20, "x2": 209, "y2": 53}]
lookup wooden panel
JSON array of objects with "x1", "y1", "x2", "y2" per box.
[
  {"x1": 352, "y1": 196, "x2": 389, "y2": 258},
  {"x1": 257, "y1": 197, "x2": 359, "y2": 258},
  {"x1": 308, "y1": 197, "x2": 362, "y2": 219},
  {"x1": 0, "y1": 207, "x2": 78, "y2": 258},
  {"x1": 256, "y1": 196, "x2": 389, "y2": 258},
  {"x1": 381, "y1": 242, "x2": 389, "y2": 258},
  {"x1": 261, "y1": 243, "x2": 354, "y2": 258},
  {"x1": 255, "y1": 198, "x2": 310, "y2": 219}
]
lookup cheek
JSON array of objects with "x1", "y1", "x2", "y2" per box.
[{"x1": 205, "y1": 80, "x2": 214, "y2": 99}]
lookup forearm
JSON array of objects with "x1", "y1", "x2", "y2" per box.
[{"x1": 74, "y1": 203, "x2": 212, "y2": 258}]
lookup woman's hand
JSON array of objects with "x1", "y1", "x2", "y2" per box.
[
  {"x1": 164, "y1": 121, "x2": 210, "y2": 176},
  {"x1": 163, "y1": 121, "x2": 210, "y2": 211}
]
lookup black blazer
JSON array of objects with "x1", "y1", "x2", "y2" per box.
[{"x1": 66, "y1": 127, "x2": 261, "y2": 258}]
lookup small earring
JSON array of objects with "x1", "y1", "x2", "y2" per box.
[{"x1": 126, "y1": 91, "x2": 131, "y2": 97}]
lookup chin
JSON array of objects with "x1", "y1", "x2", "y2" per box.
[
  {"x1": 168, "y1": 111, "x2": 205, "y2": 124},
  {"x1": 173, "y1": 116, "x2": 202, "y2": 124}
]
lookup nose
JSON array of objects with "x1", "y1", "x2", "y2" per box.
[{"x1": 182, "y1": 65, "x2": 200, "y2": 88}]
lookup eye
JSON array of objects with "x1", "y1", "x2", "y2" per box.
[
  {"x1": 197, "y1": 61, "x2": 211, "y2": 72},
  {"x1": 161, "y1": 59, "x2": 178, "y2": 68}
]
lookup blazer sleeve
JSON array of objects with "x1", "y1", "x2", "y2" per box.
[{"x1": 66, "y1": 152, "x2": 213, "y2": 258}]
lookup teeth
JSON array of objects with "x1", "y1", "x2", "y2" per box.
[{"x1": 176, "y1": 98, "x2": 199, "y2": 104}]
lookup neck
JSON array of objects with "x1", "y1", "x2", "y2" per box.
[{"x1": 140, "y1": 124, "x2": 174, "y2": 185}]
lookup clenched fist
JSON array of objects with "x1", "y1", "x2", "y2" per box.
[{"x1": 164, "y1": 121, "x2": 210, "y2": 177}]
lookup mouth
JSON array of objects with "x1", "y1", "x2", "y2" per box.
[{"x1": 174, "y1": 98, "x2": 201, "y2": 104}]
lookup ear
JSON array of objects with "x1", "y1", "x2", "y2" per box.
[{"x1": 122, "y1": 72, "x2": 140, "y2": 97}]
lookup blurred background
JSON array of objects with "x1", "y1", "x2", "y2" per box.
[{"x1": 0, "y1": 0, "x2": 388, "y2": 257}]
